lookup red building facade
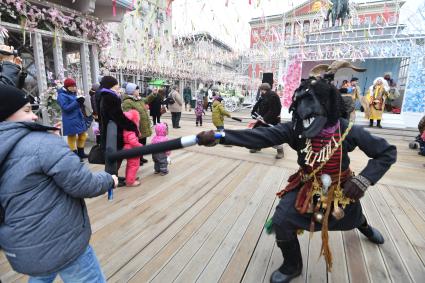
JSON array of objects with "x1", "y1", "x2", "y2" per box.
[{"x1": 248, "y1": 0, "x2": 404, "y2": 83}]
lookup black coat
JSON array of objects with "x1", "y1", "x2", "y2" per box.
[
  {"x1": 149, "y1": 93, "x2": 163, "y2": 116},
  {"x1": 0, "y1": 61, "x2": 26, "y2": 88},
  {"x1": 99, "y1": 89, "x2": 138, "y2": 150},
  {"x1": 251, "y1": 91, "x2": 282, "y2": 125}
]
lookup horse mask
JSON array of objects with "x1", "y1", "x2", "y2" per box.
[{"x1": 289, "y1": 61, "x2": 366, "y2": 138}]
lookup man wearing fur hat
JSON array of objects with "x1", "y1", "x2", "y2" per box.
[
  {"x1": 197, "y1": 61, "x2": 396, "y2": 283},
  {"x1": 365, "y1": 77, "x2": 389, "y2": 128},
  {"x1": 250, "y1": 82, "x2": 284, "y2": 159}
]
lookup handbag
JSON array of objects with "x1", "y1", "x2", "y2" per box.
[
  {"x1": 160, "y1": 105, "x2": 167, "y2": 115},
  {"x1": 88, "y1": 144, "x2": 105, "y2": 164}
]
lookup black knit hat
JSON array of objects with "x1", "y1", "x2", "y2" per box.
[
  {"x1": 0, "y1": 85, "x2": 29, "y2": 122},
  {"x1": 100, "y1": 76, "x2": 119, "y2": 89}
]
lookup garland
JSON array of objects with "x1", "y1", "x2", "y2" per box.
[{"x1": 0, "y1": 0, "x2": 112, "y2": 48}]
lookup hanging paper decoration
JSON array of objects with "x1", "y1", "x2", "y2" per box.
[{"x1": 280, "y1": 57, "x2": 302, "y2": 109}]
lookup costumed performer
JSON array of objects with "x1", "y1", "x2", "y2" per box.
[{"x1": 196, "y1": 61, "x2": 397, "y2": 283}]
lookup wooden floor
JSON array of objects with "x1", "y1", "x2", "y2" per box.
[{"x1": 1, "y1": 118, "x2": 425, "y2": 283}]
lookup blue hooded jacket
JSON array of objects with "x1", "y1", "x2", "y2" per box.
[
  {"x1": 57, "y1": 87, "x2": 87, "y2": 136},
  {"x1": 0, "y1": 122, "x2": 113, "y2": 276}
]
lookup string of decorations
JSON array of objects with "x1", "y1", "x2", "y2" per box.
[{"x1": 0, "y1": 0, "x2": 112, "y2": 48}]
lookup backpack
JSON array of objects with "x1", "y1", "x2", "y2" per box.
[
  {"x1": 166, "y1": 91, "x2": 176, "y2": 105},
  {"x1": 88, "y1": 144, "x2": 105, "y2": 164},
  {"x1": 165, "y1": 96, "x2": 175, "y2": 105}
]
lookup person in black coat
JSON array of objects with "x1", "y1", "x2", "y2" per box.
[
  {"x1": 250, "y1": 83, "x2": 284, "y2": 158},
  {"x1": 0, "y1": 45, "x2": 26, "y2": 89},
  {"x1": 149, "y1": 88, "x2": 164, "y2": 125},
  {"x1": 98, "y1": 76, "x2": 139, "y2": 151}
]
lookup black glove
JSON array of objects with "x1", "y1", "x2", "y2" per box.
[
  {"x1": 196, "y1": 130, "x2": 218, "y2": 147},
  {"x1": 342, "y1": 175, "x2": 371, "y2": 201},
  {"x1": 77, "y1": 96, "x2": 85, "y2": 104}
]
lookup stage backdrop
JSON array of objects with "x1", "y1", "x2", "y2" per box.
[{"x1": 301, "y1": 59, "x2": 402, "y2": 93}]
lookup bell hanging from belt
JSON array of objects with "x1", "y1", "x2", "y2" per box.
[
  {"x1": 321, "y1": 174, "x2": 332, "y2": 195},
  {"x1": 313, "y1": 210, "x2": 324, "y2": 223},
  {"x1": 332, "y1": 206, "x2": 345, "y2": 220}
]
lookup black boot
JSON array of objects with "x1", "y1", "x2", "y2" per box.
[
  {"x1": 77, "y1": 147, "x2": 88, "y2": 159},
  {"x1": 369, "y1": 119, "x2": 374, "y2": 127},
  {"x1": 270, "y1": 238, "x2": 303, "y2": 283},
  {"x1": 376, "y1": 120, "x2": 382, "y2": 128},
  {"x1": 140, "y1": 157, "x2": 148, "y2": 165},
  {"x1": 73, "y1": 150, "x2": 83, "y2": 162},
  {"x1": 357, "y1": 218, "x2": 384, "y2": 244}
]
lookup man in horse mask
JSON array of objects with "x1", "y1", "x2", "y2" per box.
[{"x1": 197, "y1": 61, "x2": 397, "y2": 283}]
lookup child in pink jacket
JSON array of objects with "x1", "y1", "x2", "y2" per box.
[
  {"x1": 151, "y1": 123, "x2": 171, "y2": 175},
  {"x1": 123, "y1": 110, "x2": 142, "y2": 186}
]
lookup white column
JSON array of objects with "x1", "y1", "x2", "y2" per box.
[
  {"x1": 136, "y1": 71, "x2": 140, "y2": 86},
  {"x1": 290, "y1": 22, "x2": 295, "y2": 42},
  {"x1": 33, "y1": 32, "x2": 48, "y2": 96},
  {"x1": 52, "y1": 37, "x2": 64, "y2": 81},
  {"x1": 90, "y1": 45, "x2": 100, "y2": 84},
  {"x1": 33, "y1": 32, "x2": 49, "y2": 124},
  {"x1": 80, "y1": 42, "x2": 92, "y2": 95}
]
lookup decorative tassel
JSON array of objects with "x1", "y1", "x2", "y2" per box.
[
  {"x1": 264, "y1": 218, "x2": 273, "y2": 234},
  {"x1": 320, "y1": 186, "x2": 335, "y2": 272}
]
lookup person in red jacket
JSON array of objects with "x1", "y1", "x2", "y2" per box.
[{"x1": 123, "y1": 110, "x2": 142, "y2": 187}]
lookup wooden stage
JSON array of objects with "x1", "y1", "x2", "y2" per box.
[{"x1": 1, "y1": 118, "x2": 425, "y2": 282}]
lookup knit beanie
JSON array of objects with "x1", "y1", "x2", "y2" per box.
[
  {"x1": 64, "y1": 78, "x2": 77, "y2": 88},
  {"x1": 125, "y1": 83, "x2": 139, "y2": 95},
  {"x1": 0, "y1": 85, "x2": 29, "y2": 122},
  {"x1": 100, "y1": 76, "x2": 119, "y2": 89}
]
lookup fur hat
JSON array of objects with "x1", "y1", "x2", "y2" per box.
[
  {"x1": 259, "y1": 83, "x2": 271, "y2": 91},
  {"x1": 100, "y1": 76, "x2": 119, "y2": 89},
  {"x1": 0, "y1": 85, "x2": 29, "y2": 121},
  {"x1": 64, "y1": 78, "x2": 76, "y2": 88}
]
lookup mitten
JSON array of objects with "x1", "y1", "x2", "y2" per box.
[
  {"x1": 196, "y1": 130, "x2": 218, "y2": 147},
  {"x1": 77, "y1": 96, "x2": 85, "y2": 104},
  {"x1": 342, "y1": 175, "x2": 371, "y2": 201}
]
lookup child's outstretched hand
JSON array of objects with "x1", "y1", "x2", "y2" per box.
[{"x1": 196, "y1": 130, "x2": 218, "y2": 147}]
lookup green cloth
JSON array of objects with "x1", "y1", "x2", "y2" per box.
[
  {"x1": 212, "y1": 100, "x2": 230, "y2": 127},
  {"x1": 121, "y1": 95, "x2": 152, "y2": 139}
]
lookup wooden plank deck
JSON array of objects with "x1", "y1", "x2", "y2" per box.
[{"x1": 1, "y1": 119, "x2": 425, "y2": 283}]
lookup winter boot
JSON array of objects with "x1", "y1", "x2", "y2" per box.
[
  {"x1": 77, "y1": 147, "x2": 88, "y2": 159},
  {"x1": 418, "y1": 146, "x2": 425, "y2": 156},
  {"x1": 358, "y1": 219, "x2": 384, "y2": 244},
  {"x1": 369, "y1": 119, "x2": 374, "y2": 127},
  {"x1": 73, "y1": 150, "x2": 83, "y2": 162},
  {"x1": 270, "y1": 238, "x2": 303, "y2": 283},
  {"x1": 276, "y1": 148, "x2": 284, "y2": 159},
  {"x1": 140, "y1": 157, "x2": 148, "y2": 165},
  {"x1": 376, "y1": 120, "x2": 382, "y2": 128}
]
